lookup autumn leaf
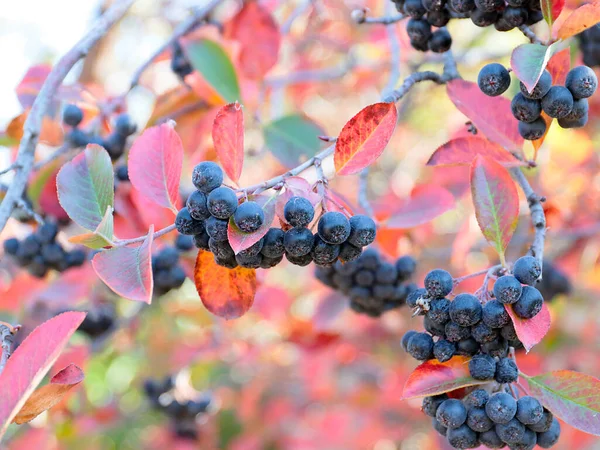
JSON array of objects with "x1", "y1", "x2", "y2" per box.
[
  {"x1": 212, "y1": 102, "x2": 244, "y2": 183},
  {"x1": 334, "y1": 102, "x2": 397, "y2": 175},
  {"x1": 228, "y1": 194, "x2": 277, "y2": 254},
  {"x1": 194, "y1": 250, "x2": 257, "y2": 319},
  {"x1": 510, "y1": 42, "x2": 561, "y2": 94},
  {"x1": 541, "y1": 0, "x2": 565, "y2": 27},
  {"x1": 556, "y1": 2, "x2": 600, "y2": 40},
  {"x1": 386, "y1": 185, "x2": 455, "y2": 229},
  {"x1": 505, "y1": 302, "x2": 551, "y2": 352},
  {"x1": 427, "y1": 136, "x2": 523, "y2": 167}
]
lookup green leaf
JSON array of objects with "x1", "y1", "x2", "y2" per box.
[
  {"x1": 525, "y1": 370, "x2": 600, "y2": 436},
  {"x1": 510, "y1": 41, "x2": 562, "y2": 94},
  {"x1": 69, "y1": 206, "x2": 115, "y2": 249},
  {"x1": 263, "y1": 114, "x2": 324, "y2": 168},
  {"x1": 27, "y1": 161, "x2": 60, "y2": 208},
  {"x1": 186, "y1": 39, "x2": 241, "y2": 103}
]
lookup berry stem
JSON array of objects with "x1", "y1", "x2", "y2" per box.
[
  {"x1": 113, "y1": 224, "x2": 177, "y2": 247},
  {"x1": 518, "y1": 25, "x2": 547, "y2": 46},
  {"x1": 453, "y1": 266, "x2": 497, "y2": 285},
  {"x1": 356, "y1": 11, "x2": 406, "y2": 25}
]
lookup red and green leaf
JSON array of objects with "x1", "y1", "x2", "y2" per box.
[
  {"x1": 128, "y1": 123, "x2": 183, "y2": 213},
  {"x1": 541, "y1": 0, "x2": 565, "y2": 27},
  {"x1": 556, "y1": 2, "x2": 600, "y2": 40},
  {"x1": 275, "y1": 177, "x2": 322, "y2": 223},
  {"x1": 92, "y1": 226, "x2": 154, "y2": 304},
  {"x1": 510, "y1": 42, "x2": 561, "y2": 94},
  {"x1": 505, "y1": 302, "x2": 551, "y2": 352},
  {"x1": 524, "y1": 370, "x2": 600, "y2": 436},
  {"x1": 56, "y1": 144, "x2": 114, "y2": 232},
  {"x1": 470, "y1": 155, "x2": 519, "y2": 265},
  {"x1": 0, "y1": 312, "x2": 86, "y2": 440},
  {"x1": 447, "y1": 80, "x2": 523, "y2": 152},
  {"x1": 334, "y1": 102, "x2": 397, "y2": 175},
  {"x1": 194, "y1": 250, "x2": 257, "y2": 319},
  {"x1": 263, "y1": 115, "x2": 324, "y2": 169},
  {"x1": 69, "y1": 206, "x2": 114, "y2": 249},
  {"x1": 228, "y1": 194, "x2": 277, "y2": 254},
  {"x1": 402, "y1": 356, "x2": 488, "y2": 399},
  {"x1": 427, "y1": 136, "x2": 523, "y2": 167},
  {"x1": 386, "y1": 185, "x2": 455, "y2": 229},
  {"x1": 212, "y1": 102, "x2": 244, "y2": 183}
]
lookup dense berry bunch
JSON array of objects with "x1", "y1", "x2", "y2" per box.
[
  {"x1": 426, "y1": 389, "x2": 561, "y2": 449},
  {"x1": 478, "y1": 63, "x2": 598, "y2": 139},
  {"x1": 143, "y1": 376, "x2": 214, "y2": 440},
  {"x1": 578, "y1": 24, "x2": 600, "y2": 67},
  {"x1": 176, "y1": 162, "x2": 377, "y2": 269},
  {"x1": 63, "y1": 104, "x2": 137, "y2": 160},
  {"x1": 3, "y1": 222, "x2": 86, "y2": 278},
  {"x1": 315, "y1": 249, "x2": 417, "y2": 317},
  {"x1": 77, "y1": 303, "x2": 115, "y2": 338},
  {"x1": 170, "y1": 40, "x2": 193, "y2": 80},
  {"x1": 152, "y1": 237, "x2": 192, "y2": 295},
  {"x1": 388, "y1": 0, "x2": 542, "y2": 53}
]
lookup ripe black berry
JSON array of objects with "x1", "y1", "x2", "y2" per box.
[
  {"x1": 205, "y1": 216, "x2": 229, "y2": 242},
  {"x1": 422, "y1": 394, "x2": 448, "y2": 417},
  {"x1": 424, "y1": 269, "x2": 453, "y2": 298},
  {"x1": 432, "y1": 418, "x2": 448, "y2": 437},
  {"x1": 284, "y1": 196, "x2": 315, "y2": 228},
  {"x1": 471, "y1": 9, "x2": 499, "y2": 27},
  {"x1": 447, "y1": 424, "x2": 479, "y2": 448},
  {"x1": 193, "y1": 229, "x2": 210, "y2": 250},
  {"x1": 481, "y1": 337, "x2": 509, "y2": 358},
  {"x1": 502, "y1": 6, "x2": 528, "y2": 27},
  {"x1": 311, "y1": 236, "x2": 340, "y2": 266},
  {"x1": 407, "y1": 332, "x2": 434, "y2": 360},
  {"x1": 436, "y1": 399, "x2": 467, "y2": 429},
  {"x1": 449, "y1": 0, "x2": 476, "y2": 13},
  {"x1": 401, "y1": 330, "x2": 418, "y2": 351},
  {"x1": 495, "y1": 16, "x2": 515, "y2": 31},
  {"x1": 233, "y1": 201, "x2": 264, "y2": 233},
  {"x1": 192, "y1": 161, "x2": 224, "y2": 193},
  {"x1": 66, "y1": 249, "x2": 86, "y2": 267},
  {"x1": 516, "y1": 396, "x2": 543, "y2": 425},
  {"x1": 501, "y1": 323, "x2": 518, "y2": 341},
  {"x1": 445, "y1": 321, "x2": 471, "y2": 342},
  {"x1": 422, "y1": 0, "x2": 444, "y2": 11},
  {"x1": 456, "y1": 337, "x2": 480, "y2": 356},
  {"x1": 427, "y1": 298, "x2": 451, "y2": 324},
  {"x1": 471, "y1": 321, "x2": 498, "y2": 343},
  {"x1": 67, "y1": 129, "x2": 91, "y2": 147},
  {"x1": 283, "y1": 227, "x2": 314, "y2": 257},
  {"x1": 518, "y1": 117, "x2": 547, "y2": 140},
  {"x1": 469, "y1": 354, "x2": 496, "y2": 380},
  {"x1": 513, "y1": 285, "x2": 543, "y2": 319},
  {"x1": 115, "y1": 165, "x2": 129, "y2": 182},
  {"x1": 154, "y1": 247, "x2": 180, "y2": 270},
  {"x1": 513, "y1": 427, "x2": 537, "y2": 450},
  {"x1": 563, "y1": 98, "x2": 589, "y2": 121},
  {"x1": 479, "y1": 428, "x2": 505, "y2": 448},
  {"x1": 260, "y1": 255, "x2": 283, "y2": 268},
  {"x1": 41, "y1": 243, "x2": 64, "y2": 266},
  {"x1": 347, "y1": 215, "x2": 376, "y2": 247},
  {"x1": 520, "y1": 70, "x2": 552, "y2": 99},
  {"x1": 286, "y1": 252, "x2": 313, "y2": 266},
  {"x1": 207, "y1": 187, "x2": 238, "y2": 219},
  {"x1": 424, "y1": 315, "x2": 446, "y2": 337},
  {"x1": 449, "y1": 293, "x2": 482, "y2": 326},
  {"x1": 238, "y1": 238, "x2": 264, "y2": 257},
  {"x1": 494, "y1": 275, "x2": 523, "y2": 304},
  {"x1": 186, "y1": 190, "x2": 210, "y2": 220},
  {"x1": 407, "y1": 18, "x2": 432, "y2": 44},
  {"x1": 482, "y1": 300, "x2": 510, "y2": 328},
  {"x1": 474, "y1": 0, "x2": 504, "y2": 12},
  {"x1": 486, "y1": 392, "x2": 517, "y2": 424},
  {"x1": 513, "y1": 255, "x2": 541, "y2": 285},
  {"x1": 175, "y1": 234, "x2": 194, "y2": 252},
  {"x1": 114, "y1": 114, "x2": 137, "y2": 136},
  {"x1": 318, "y1": 211, "x2": 351, "y2": 244},
  {"x1": 464, "y1": 389, "x2": 489, "y2": 408},
  {"x1": 541, "y1": 86, "x2": 574, "y2": 118},
  {"x1": 495, "y1": 357, "x2": 519, "y2": 383},
  {"x1": 496, "y1": 417, "x2": 526, "y2": 444},
  {"x1": 511, "y1": 93, "x2": 542, "y2": 123},
  {"x1": 565, "y1": 65, "x2": 598, "y2": 99},
  {"x1": 467, "y1": 406, "x2": 494, "y2": 432},
  {"x1": 354, "y1": 269, "x2": 375, "y2": 287},
  {"x1": 404, "y1": 0, "x2": 427, "y2": 18},
  {"x1": 261, "y1": 228, "x2": 285, "y2": 258},
  {"x1": 528, "y1": 408, "x2": 554, "y2": 432},
  {"x1": 428, "y1": 29, "x2": 452, "y2": 53},
  {"x1": 37, "y1": 222, "x2": 59, "y2": 244},
  {"x1": 478, "y1": 63, "x2": 511, "y2": 97},
  {"x1": 3, "y1": 238, "x2": 19, "y2": 255},
  {"x1": 175, "y1": 207, "x2": 205, "y2": 235},
  {"x1": 433, "y1": 339, "x2": 455, "y2": 362},
  {"x1": 236, "y1": 253, "x2": 262, "y2": 268},
  {"x1": 536, "y1": 418, "x2": 561, "y2": 447},
  {"x1": 63, "y1": 104, "x2": 83, "y2": 127},
  {"x1": 338, "y1": 242, "x2": 362, "y2": 262},
  {"x1": 208, "y1": 238, "x2": 235, "y2": 260},
  {"x1": 396, "y1": 255, "x2": 416, "y2": 280},
  {"x1": 427, "y1": 10, "x2": 451, "y2": 27}
]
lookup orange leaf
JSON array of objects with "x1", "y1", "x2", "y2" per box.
[
  {"x1": 194, "y1": 250, "x2": 257, "y2": 319},
  {"x1": 334, "y1": 102, "x2": 397, "y2": 175},
  {"x1": 402, "y1": 356, "x2": 488, "y2": 399},
  {"x1": 427, "y1": 136, "x2": 523, "y2": 167},
  {"x1": 212, "y1": 102, "x2": 244, "y2": 183},
  {"x1": 556, "y1": 2, "x2": 600, "y2": 40},
  {"x1": 13, "y1": 364, "x2": 84, "y2": 425}
]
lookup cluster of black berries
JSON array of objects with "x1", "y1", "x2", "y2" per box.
[
  {"x1": 478, "y1": 63, "x2": 598, "y2": 139},
  {"x1": 171, "y1": 41, "x2": 193, "y2": 80},
  {"x1": 175, "y1": 161, "x2": 377, "y2": 269},
  {"x1": 578, "y1": 24, "x2": 600, "y2": 67},
  {"x1": 3, "y1": 222, "x2": 86, "y2": 278},
  {"x1": 315, "y1": 249, "x2": 417, "y2": 317},
  {"x1": 63, "y1": 104, "x2": 137, "y2": 161},
  {"x1": 143, "y1": 376, "x2": 214, "y2": 440},
  {"x1": 425, "y1": 388, "x2": 561, "y2": 448},
  {"x1": 389, "y1": 0, "x2": 543, "y2": 53},
  {"x1": 152, "y1": 234, "x2": 193, "y2": 295},
  {"x1": 77, "y1": 303, "x2": 116, "y2": 339}
]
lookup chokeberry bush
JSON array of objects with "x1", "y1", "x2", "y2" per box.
[{"x1": 1, "y1": 1, "x2": 600, "y2": 448}]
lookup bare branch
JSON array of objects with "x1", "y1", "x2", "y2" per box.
[
  {"x1": 265, "y1": 56, "x2": 356, "y2": 88},
  {"x1": 280, "y1": 0, "x2": 313, "y2": 34},
  {"x1": 0, "y1": 0, "x2": 135, "y2": 235},
  {"x1": 112, "y1": 224, "x2": 177, "y2": 247},
  {"x1": 352, "y1": 8, "x2": 405, "y2": 25},
  {"x1": 0, "y1": 163, "x2": 20, "y2": 176},
  {"x1": 358, "y1": 168, "x2": 374, "y2": 217},
  {"x1": 518, "y1": 25, "x2": 546, "y2": 45},
  {"x1": 0, "y1": 324, "x2": 20, "y2": 376},
  {"x1": 381, "y1": 2, "x2": 402, "y2": 98}
]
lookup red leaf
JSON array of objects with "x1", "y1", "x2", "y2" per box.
[
  {"x1": 511, "y1": 43, "x2": 561, "y2": 94},
  {"x1": 470, "y1": 155, "x2": 519, "y2": 264},
  {"x1": 226, "y1": 2, "x2": 281, "y2": 79},
  {"x1": 447, "y1": 80, "x2": 523, "y2": 151},
  {"x1": 526, "y1": 370, "x2": 600, "y2": 436},
  {"x1": 557, "y1": 2, "x2": 600, "y2": 40},
  {"x1": 334, "y1": 103, "x2": 397, "y2": 175},
  {"x1": 387, "y1": 185, "x2": 455, "y2": 229},
  {"x1": 505, "y1": 302, "x2": 551, "y2": 352},
  {"x1": 15, "y1": 65, "x2": 51, "y2": 109},
  {"x1": 228, "y1": 194, "x2": 277, "y2": 254},
  {"x1": 402, "y1": 356, "x2": 488, "y2": 399},
  {"x1": 38, "y1": 169, "x2": 68, "y2": 221},
  {"x1": 546, "y1": 47, "x2": 571, "y2": 86},
  {"x1": 194, "y1": 250, "x2": 257, "y2": 319},
  {"x1": 212, "y1": 102, "x2": 244, "y2": 183},
  {"x1": 541, "y1": 0, "x2": 565, "y2": 26},
  {"x1": 427, "y1": 137, "x2": 523, "y2": 167},
  {"x1": 128, "y1": 123, "x2": 183, "y2": 212},
  {"x1": 13, "y1": 364, "x2": 84, "y2": 424},
  {"x1": 0, "y1": 312, "x2": 85, "y2": 439},
  {"x1": 92, "y1": 226, "x2": 154, "y2": 304}
]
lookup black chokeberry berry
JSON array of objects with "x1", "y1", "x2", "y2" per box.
[
  {"x1": 513, "y1": 255, "x2": 541, "y2": 285},
  {"x1": 261, "y1": 228, "x2": 285, "y2": 258},
  {"x1": 563, "y1": 98, "x2": 589, "y2": 121},
  {"x1": 520, "y1": 70, "x2": 552, "y2": 99},
  {"x1": 154, "y1": 247, "x2": 180, "y2": 270},
  {"x1": 422, "y1": 0, "x2": 445, "y2": 11},
  {"x1": 186, "y1": 190, "x2": 210, "y2": 220},
  {"x1": 428, "y1": 29, "x2": 452, "y2": 53},
  {"x1": 502, "y1": 6, "x2": 528, "y2": 27},
  {"x1": 471, "y1": 321, "x2": 499, "y2": 343},
  {"x1": 427, "y1": 298, "x2": 451, "y2": 324},
  {"x1": 37, "y1": 222, "x2": 59, "y2": 244},
  {"x1": 516, "y1": 396, "x2": 543, "y2": 425},
  {"x1": 424, "y1": 269, "x2": 453, "y2": 298},
  {"x1": 427, "y1": 10, "x2": 451, "y2": 27},
  {"x1": 513, "y1": 285, "x2": 543, "y2": 319},
  {"x1": 339, "y1": 242, "x2": 362, "y2": 262},
  {"x1": 496, "y1": 418, "x2": 526, "y2": 444},
  {"x1": 471, "y1": 8, "x2": 498, "y2": 27},
  {"x1": 432, "y1": 418, "x2": 448, "y2": 437},
  {"x1": 541, "y1": 86, "x2": 574, "y2": 119},
  {"x1": 208, "y1": 238, "x2": 235, "y2": 260},
  {"x1": 3, "y1": 238, "x2": 19, "y2": 255},
  {"x1": 311, "y1": 236, "x2": 340, "y2": 266},
  {"x1": 478, "y1": 63, "x2": 511, "y2": 97},
  {"x1": 68, "y1": 129, "x2": 91, "y2": 147},
  {"x1": 536, "y1": 418, "x2": 561, "y2": 447},
  {"x1": 66, "y1": 249, "x2": 86, "y2": 267},
  {"x1": 479, "y1": 429, "x2": 505, "y2": 448},
  {"x1": 233, "y1": 201, "x2": 264, "y2": 233},
  {"x1": 401, "y1": 330, "x2": 418, "y2": 351},
  {"x1": 207, "y1": 187, "x2": 238, "y2": 219},
  {"x1": 284, "y1": 196, "x2": 315, "y2": 228},
  {"x1": 423, "y1": 394, "x2": 449, "y2": 417},
  {"x1": 483, "y1": 299, "x2": 511, "y2": 328},
  {"x1": 436, "y1": 399, "x2": 467, "y2": 429},
  {"x1": 286, "y1": 252, "x2": 313, "y2": 266},
  {"x1": 175, "y1": 234, "x2": 194, "y2": 252},
  {"x1": 192, "y1": 161, "x2": 224, "y2": 193},
  {"x1": 424, "y1": 315, "x2": 447, "y2": 337},
  {"x1": 445, "y1": 321, "x2": 471, "y2": 342},
  {"x1": 449, "y1": 0, "x2": 476, "y2": 13},
  {"x1": 528, "y1": 408, "x2": 554, "y2": 432},
  {"x1": 511, "y1": 93, "x2": 542, "y2": 123},
  {"x1": 115, "y1": 165, "x2": 129, "y2": 182},
  {"x1": 486, "y1": 392, "x2": 517, "y2": 424},
  {"x1": 407, "y1": 18, "x2": 432, "y2": 44},
  {"x1": 469, "y1": 354, "x2": 497, "y2": 380},
  {"x1": 260, "y1": 254, "x2": 283, "y2": 268},
  {"x1": 237, "y1": 237, "x2": 264, "y2": 257},
  {"x1": 433, "y1": 339, "x2": 455, "y2": 362},
  {"x1": 318, "y1": 211, "x2": 351, "y2": 245},
  {"x1": 407, "y1": 332, "x2": 434, "y2": 360},
  {"x1": 474, "y1": 0, "x2": 504, "y2": 12},
  {"x1": 193, "y1": 229, "x2": 210, "y2": 250},
  {"x1": 205, "y1": 216, "x2": 229, "y2": 242},
  {"x1": 518, "y1": 116, "x2": 547, "y2": 140},
  {"x1": 41, "y1": 243, "x2": 64, "y2": 266},
  {"x1": 447, "y1": 424, "x2": 479, "y2": 448},
  {"x1": 404, "y1": 0, "x2": 427, "y2": 18},
  {"x1": 63, "y1": 104, "x2": 83, "y2": 127},
  {"x1": 456, "y1": 337, "x2": 480, "y2": 356},
  {"x1": 236, "y1": 253, "x2": 263, "y2": 269},
  {"x1": 481, "y1": 337, "x2": 509, "y2": 358},
  {"x1": 495, "y1": 357, "x2": 519, "y2": 383},
  {"x1": 284, "y1": 227, "x2": 314, "y2": 257},
  {"x1": 114, "y1": 114, "x2": 136, "y2": 136},
  {"x1": 175, "y1": 207, "x2": 205, "y2": 235},
  {"x1": 464, "y1": 389, "x2": 489, "y2": 408},
  {"x1": 565, "y1": 65, "x2": 598, "y2": 99},
  {"x1": 467, "y1": 406, "x2": 494, "y2": 432},
  {"x1": 449, "y1": 293, "x2": 482, "y2": 326},
  {"x1": 513, "y1": 427, "x2": 537, "y2": 450},
  {"x1": 347, "y1": 214, "x2": 376, "y2": 247},
  {"x1": 558, "y1": 111, "x2": 588, "y2": 128}
]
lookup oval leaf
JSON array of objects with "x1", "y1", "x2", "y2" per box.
[
  {"x1": 13, "y1": 364, "x2": 84, "y2": 425},
  {"x1": 213, "y1": 102, "x2": 244, "y2": 183},
  {"x1": 0, "y1": 312, "x2": 85, "y2": 440},
  {"x1": 186, "y1": 39, "x2": 241, "y2": 103},
  {"x1": 557, "y1": 2, "x2": 600, "y2": 40},
  {"x1": 510, "y1": 42, "x2": 561, "y2": 94},
  {"x1": 228, "y1": 194, "x2": 277, "y2": 254},
  {"x1": 226, "y1": 2, "x2": 281, "y2": 79},
  {"x1": 427, "y1": 137, "x2": 523, "y2": 167},
  {"x1": 194, "y1": 250, "x2": 256, "y2": 319},
  {"x1": 128, "y1": 123, "x2": 183, "y2": 212},
  {"x1": 334, "y1": 102, "x2": 397, "y2": 176},
  {"x1": 505, "y1": 302, "x2": 551, "y2": 352},
  {"x1": 470, "y1": 155, "x2": 519, "y2": 264},
  {"x1": 541, "y1": 0, "x2": 565, "y2": 27},
  {"x1": 402, "y1": 356, "x2": 488, "y2": 399},
  {"x1": 92, "y1": 226, "x2": 154, "y2": 304},
  {"x1": 525, "y1": 370, "x2": 600, "y2": 436},
  {"x1": 447, "y1": 80, "x2": 523, "y2": 151},
  {"x1": 68, "y1": 205, "x2": 114, "y2": 249},
  {"x1": 56, "y1": 144, "x2": 114, "y2": 231},
  {"x1": 263, "y1": 114, "x2": 324, "y2": 169},
  {"x1": 387, "y1": 185, "x2": 455, "y2": 229}
]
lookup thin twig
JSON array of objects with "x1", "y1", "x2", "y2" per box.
[
  {"x1": 354, "y1": 10, "x2": 405, "y2": 25},
  {"x1": 280, "y1": 0, "x2": 313, "y2": 34},
  {"x1": 265, "y1": 56, "x2": 356, "y2": 88},
  {"x1": 15, "y1": 198, "x2": 44, "y2": 224},
  {"x1": 129, "y1": 0, "x2": 223, "y2": 89},
  {"x1": 0, "y1": 324, "x2": 20, "y2": 376},
  {"x1": 511, "y1": 168, "x2": 547, "y2": 273},
  {"x1": 0, "y1": 163, "x2": 20, "y2": 176},
  {"x1": 32, "y1": 143, "x2": 78, "y2": 171},
  {"x1": 0, "y1": 0, "x2": 135, "y2": 235},
  {"x1": 113, "y1": 224, "x2": 177, "y2": 247},
  {"x1": 518, "y1": 25, "x2": 545, "y2": 45},
  {"x1": 382, "y1": 2, "x2": 402, "y2": 98},
  {"x1": 358, "y1": 168, "x2": 374, "y2": 217}
]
